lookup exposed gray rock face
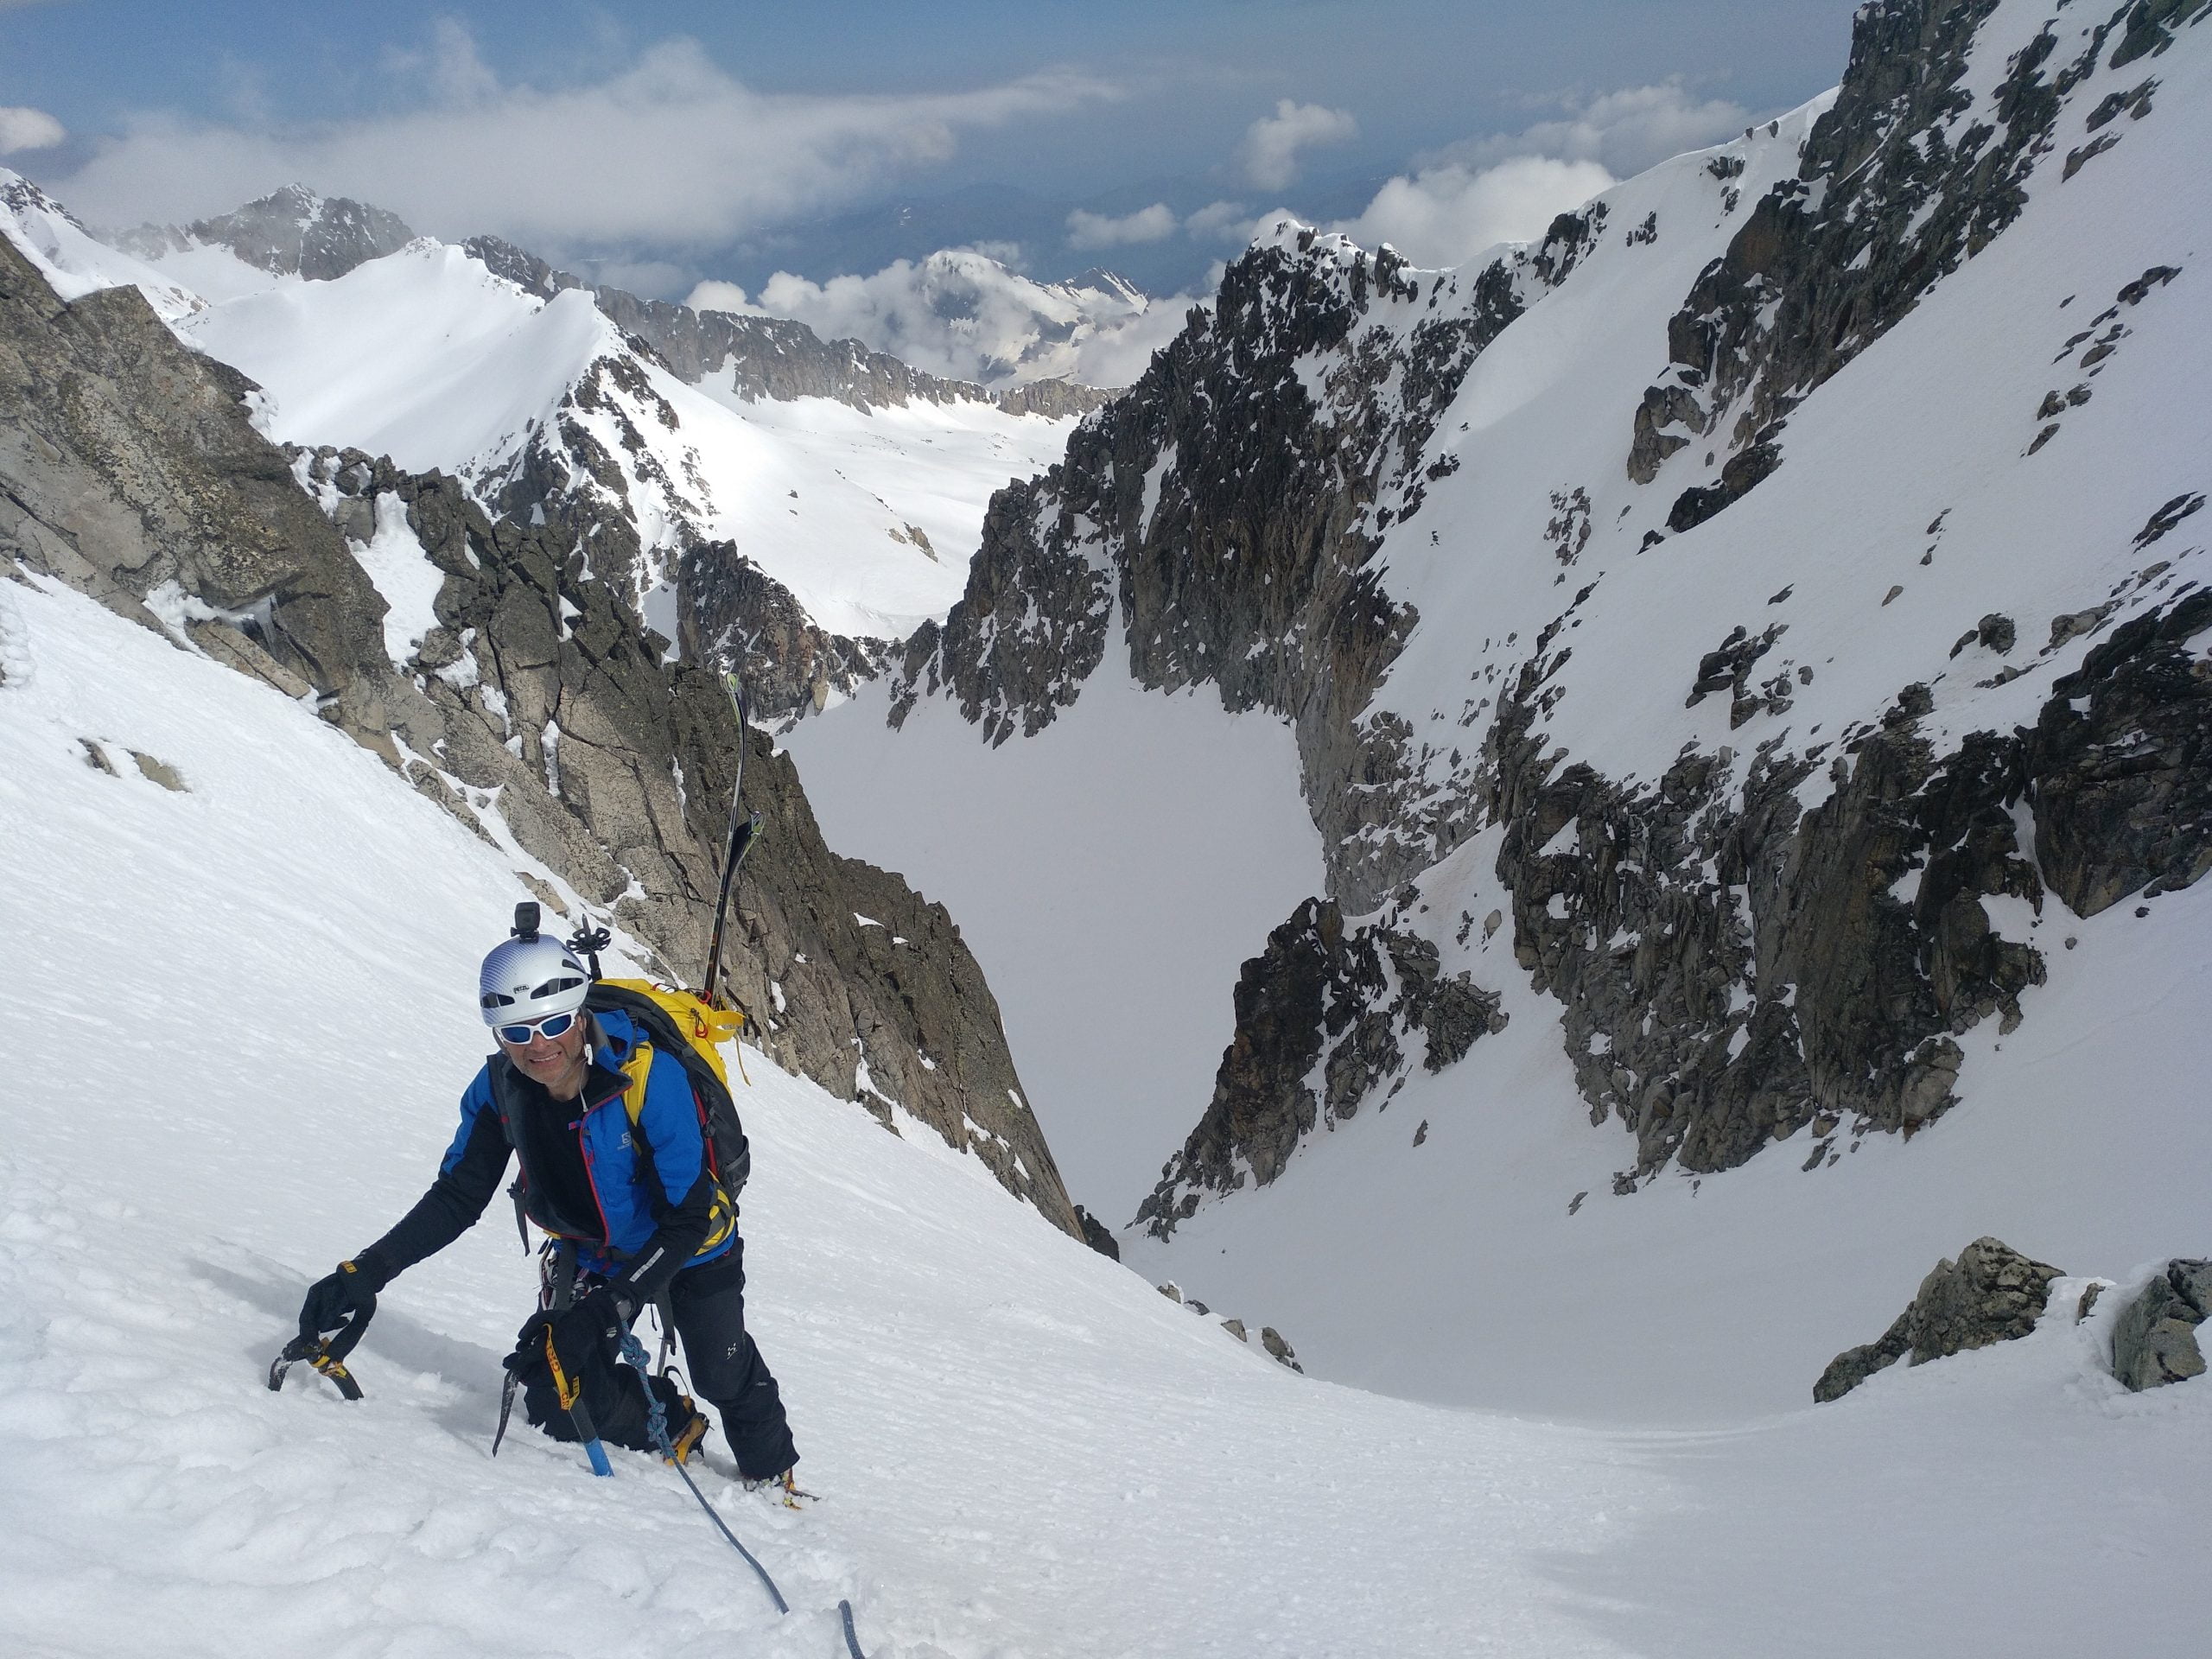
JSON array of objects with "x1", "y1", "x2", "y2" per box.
[
  {"x1": 1630, "y1": 0, "x2": 2209, "y2": 532},
  {"x1": 2110, "y1": 1258, "x2": 2212, "y2": 1390},
  {"x1": 895, "y1": 227, "x2": 1553, "y2": 911},
  {"x1": 0, "y1": 225, "x2": 396, "y2": 753},
  {"x1": 1815, "y1": 1236, "x2": 2063, "y2": 1402},
  {"x1": 1484, "y1": 573, "x2": 2211, "y2": 1182},
  {"x1": 677, "y1": 541, "x2": 895, "y2": 719},
  {"x1": 0, "y1": 226, "x2": 1084, "y2": 1240},
  {"x1": 119, "y1": 185, "x2": 416, "y2": 281},
  {"x1": 1137, "y1": 896, "x2": 1503, "y2": 1235},
  {"x1": 461, "y1": 234, "x2": 1112, "y2": 419}
]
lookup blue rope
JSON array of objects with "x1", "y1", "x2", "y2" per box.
[{"x1": 617, "y1": 1331, "x2": 789, "y2": 1616}]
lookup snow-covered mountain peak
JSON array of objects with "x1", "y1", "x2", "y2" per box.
[{"x1": 3, "y1": 175, "x2": 1097, "y2": 719}]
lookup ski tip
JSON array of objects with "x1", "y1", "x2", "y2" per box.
[{"x1": 838, "y1": 1599, "x2": 868, "y2": 1659}]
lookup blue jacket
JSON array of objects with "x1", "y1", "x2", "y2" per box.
[{"x1": 364, "y1": 1008, "x2": 734, "y2": 1297}]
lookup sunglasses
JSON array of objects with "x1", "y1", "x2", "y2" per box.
[{"x1": 495, "y1": 1010, "x2": 581, "y2": 1046}]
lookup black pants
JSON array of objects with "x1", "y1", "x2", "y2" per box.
[{"x1": 666, "y1": 1239, "x2": 797, "y2": 1478}]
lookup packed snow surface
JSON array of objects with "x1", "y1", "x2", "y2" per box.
[{"x1": 7, "y1": 566, "x2": 2210, "y2": 1657}]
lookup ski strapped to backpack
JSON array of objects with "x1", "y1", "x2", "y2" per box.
[{"x1": 702, "y1": 671, "x2": 765, "y2": 1013}]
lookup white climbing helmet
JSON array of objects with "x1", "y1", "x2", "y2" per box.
[{"x1": 477, "y1": 934, "x2": 592, "y2": 1029}]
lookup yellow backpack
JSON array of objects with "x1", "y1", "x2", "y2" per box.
[{"x1": 586, "y1": 979, "x2": 753, "y2": 1197}]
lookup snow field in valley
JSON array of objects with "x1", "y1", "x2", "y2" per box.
[
  {"x1": 7, "y1": 510, "x2": 2211, "y2": 1658},
  {"x1": 784, "y1": 666, "x2": 1325, "y2": 1221}
]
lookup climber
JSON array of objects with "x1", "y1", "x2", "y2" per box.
[{"x1": 290, "y1": 928, "x2": 800, "y2": 1491}]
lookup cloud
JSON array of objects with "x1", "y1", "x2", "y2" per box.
[
  {"x1": 684, "y1": 247, "x2": 1181, "y2": 389},
  {"x1": 1331, "y1": 155, "x2": 1617, "y2": 270},
  {"x1": 48, "y1": 28, "x2": 1114, "y2": 247},
  {"x1": 1066, "y1": 202, "x2": 1177, "y2": 250},
  {"x1": 0, "y1": 106, "x2": 66, "y2": 154},
  {"x1": 1236, "y1": 99, "x2": 1357, "y2": 191},
  {"x1": 1184, "y1": 200, "x2": 1254, "y2": 240},
  {"x1": 1312, "y1": 81, "x2": 1745, "y2": 273},
  {"x1": 1429, "y1": 81, "x2": 1751, "y2": 178},
  {"x1": 685, "y1": 278, "x2": 757, "y2": 316}
]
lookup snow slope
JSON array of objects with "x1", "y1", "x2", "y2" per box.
[
  {"x1": 0, "y1": 175, "x2": 201, "y2": 322},
  {"x1": 7, "y1": 521, "x2": 2212, "y2": 1658}
]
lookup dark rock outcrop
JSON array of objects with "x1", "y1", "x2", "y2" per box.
[
  {"x1": 2025, "y1": 588, "x2": 2212, "y2": 914},
  {"x1": 1136, "y1": 896, "x2": 1503, "y2": 1235},
  {"x1": 119, "y1": 185, "x2": 415, "y2": 281},
  {"x1": 0, "y1": 225, "x2": 396, "y2": 751},
  {"x1": 2110, "y1": 1258, "x2": 2212, "y2": 1390},
  {"x1": 680, "y1": 541, "x2": 895, "y2": 720},
  {"x1": 0, "y1": 226, "x2": 1084, "y2": 1239},
  {"x1": 1073, "y1": 1205, "x2": 1122, "y2": 1261},
  {"x1": 1815, "y1": 1236, "x2": 2063, "y2": 1402}
]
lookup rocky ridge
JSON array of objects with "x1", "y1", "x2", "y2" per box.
[
  {"x1": 1135, "y1": 895, "x2": 1506, "y2": 1236},
  {"x1": 101, "y1": 188, "x2": 1105, "y2": 725},
  {"x1": 890, "y1": 225, "x2": 1548, "y2": 904},
  {"x1": 119, "y1": 184, "x2": 416, "y2": 283},
  {"x1": 0, "y1": 226, "x2": 1084, "y2": 1239}
]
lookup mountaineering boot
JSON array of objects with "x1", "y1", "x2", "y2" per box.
[
  {"x1": 741, "y1": 1465, "x2": 815, "y2": 1507},
  {"x1": 665, "y1": 1403, "x2": 709, "y2": 1465}
]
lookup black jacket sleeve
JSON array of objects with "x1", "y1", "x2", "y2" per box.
[{"x1": 354, "y1": 1107, "x2": 513, "y2": 1287}]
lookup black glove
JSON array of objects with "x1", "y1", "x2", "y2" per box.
[
  {"x1": 546, "y1": 1285, "x2": 632, "y2": 1382},
  {"x1": 296, "y1": 1254, "x2": 386, "y2": 1356}
]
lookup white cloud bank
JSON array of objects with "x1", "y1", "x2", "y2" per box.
[
  {"x1": 687, "y1": 251, "x2": 1192, "y2": 390},
  {"x1": 1236, "y1": 99, "x2": 1357, "y2": 190},
  {"x1": 1331, "y1": 155, "x2": 1618, "y2": 270},
  {"x1": 48, "y1": 23, "x2": 1112, "y2": 245},
  {"x1": 1066, "y1": 202, "x2": 1178, "y2": 249},
  {"x1": 1325, "y1": 80, "x2": 1749, "y2": 271},
  {"x1": 1434, "y1": 80, "x2": 1752, "y2": 179},
  {"x1": 0, "y1": 107, "x2": 66, "y2": 155}
]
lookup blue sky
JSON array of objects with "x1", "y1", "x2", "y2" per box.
[{"x1": 1, "y1": 1, "x2": 1858, "y2": 293}]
